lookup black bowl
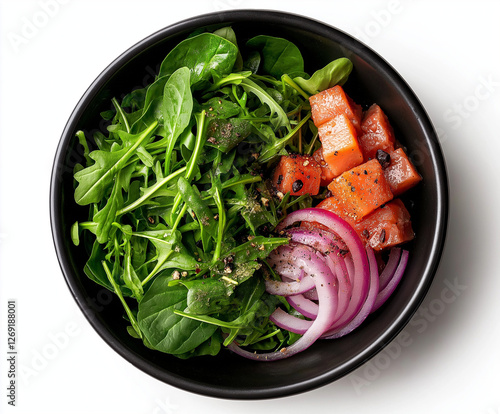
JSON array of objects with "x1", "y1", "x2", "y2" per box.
[{"x1": 50, "y1": 10, "x2": 448, "y2": 399}]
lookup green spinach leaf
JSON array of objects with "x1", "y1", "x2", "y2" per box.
[
  {"x1": 246, "y1": 35, "x2": 304, "y2": 78},
  {"x1": 159, "y1": 33, "x2": 238, "y2": 88},
  {"x1": 137, "y1": 274, "x2": 217, "y2": 354},
  {"x1": 294, "y1": 57, "x2": 353, "y2": 94}
]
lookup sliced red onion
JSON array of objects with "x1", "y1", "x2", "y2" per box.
[
  {"x1": 269, "y1": 308, "x2": 310, "y2": 334},
  {"x1": 286, "y1": 227, "x2": 345, "y2": 260},
  {"x1": 266, "y1": 245, "x2": 316, "y2": 295},
  {"x1": 286, "y1": 294, "x2": 319, "y2": 320},
  {"x1": 278, "y1": 209, "x2": 370, "y2": 331},
  {"x1": 322, "y1": 247, "x2": 380, "y2": 339},
  {"x1": 325, "y1": 254, "x2": 351, "y2": 324},
  {"x1": 230, "y1": 208, "x2": 410, "y2": 362},
  {"x1": 229, "y1": 247, "x2": 338, "y2": 361},
  {"x1": 378, "y1": 248, "x2": 401, "y2": 291},
  {"x1": 344, "y1": 254, "x2": 354, "y2": 284},
  {"x1": 371, "y1": 249, "x2": 409, "y2": 312},
  {"x1": 302, "y1": 287, "x2": 318, "y2": 301},
  {"x1": 265, "y1": 276, "x2": 315, "y2": 296}
]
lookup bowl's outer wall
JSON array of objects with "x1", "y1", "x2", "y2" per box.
[{"x1": 50, "y1": 10, "x2": 448, "y2": 399}]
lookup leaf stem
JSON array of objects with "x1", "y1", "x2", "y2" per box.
[
  {"x1": 259, "y1": 112, "x2": 311, "y2": 163},
  {"x1": 171, "y1": 203, "x2": 188, "y2": 233},
  {"x1": 117, "y1": 166, "x2": 186, "y2": 215},
  {"x1": 170, "y1": 111, "x2": 206, "y2": 219},
  {"x1": 211, "y1": 185, "x2": 225, "y2": 264},
  {"x1": 102, "y1": 261, "x2": 142, "y2": 338},
  {"x1": 173, "y1": 310, "x2": 247, "y2": 329},
  {"x1": 305, "y1": 126, "x2": 319, "y2": 155},
  {"x1": 282, "y1": 74, "x2": 310, "y2": 100}
]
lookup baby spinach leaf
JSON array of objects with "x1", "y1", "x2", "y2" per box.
[
  {"x1": 137, "y1": 274, "x2": 217, "y2": 354},
  {"x1": 213, "y1": 26, "x2": 238, "y2": 46},
  {"x1": 201, "y1": 97, "x2": 241, "y2": 119},
  {"x1": 213, "y1": 26, "x2": 243, "y2": 71},
  {"x1": 294, "y1": 57, "x2": 353, "y2": 95},
  {"x1": 138, "y1": 67, "x2": 194, "y2": 175},
  {"x1": 159, "y1": 33, "x2": 238, "y2": 88},
  {"x1": 174, "y1": 333, "x2": 222, "y2": 359},
  {"x1": 236, "y1": 274, "x2": 267, "y2": 313},
  {"x1": 131, "y1": 76, "x2": 169, "y2": 133},
  {"x1": 246, "y1": 35, "x2": 304, "y2": 78},
  {"x1": 243, "y1": 50, "x2": 261, "y2": 74},
  {"x1": 181, "y1": 279, "x2": 232, "y2": 315},
  {"x1": 205, "y1": 118, "x2": 252, "y2": 153}
]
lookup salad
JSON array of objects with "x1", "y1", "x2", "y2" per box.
[{"x1": 71, "y1": 27, "x2": 421, "y2": 360}]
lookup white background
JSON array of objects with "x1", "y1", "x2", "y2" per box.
[{"x1": 1, "y1": 0, "x2": 499, "y2": 413}]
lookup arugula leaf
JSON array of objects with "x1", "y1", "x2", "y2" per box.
[
  {"x1": 103, "y1": 261, "x2": 142, "y2": 338},
  {"x1": 131, "y1": 225, "x2": 198, "y2": 285},
  {"x1": 74, "y1": 121, "x2": 158, "y2": 205},
  {"x1": 224, "y1": 236, "x2": 288, "y2": 264},
  {"x1": 177, "y1": 177, "x2": 218, "y2": 242},
  {"x1": 258, "y1": 112, "x2": 311, "y2": 163},
  {"x1": 83, "y1": 240, "x2": 113, "y2": 291},
  {"x1": 240, "y1": 78, "x2": 290, "y2": 131},
  {"x1": 173, "y1": 333, "x2": 222, "y2": 359},
  {"x1": 123, "y1": 241, "x2": 144, "y2": 300},
  {"x1": 93, "y1": 181, "x2": 122, "y2": 244}
]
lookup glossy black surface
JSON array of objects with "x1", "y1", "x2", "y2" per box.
[{"x1": 50, "y1": 10, "x2": 448, "y2": 399}]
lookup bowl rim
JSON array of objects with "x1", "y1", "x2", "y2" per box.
[{"x1": 50, "y1": 9, "x2": 449, "y2": 399}]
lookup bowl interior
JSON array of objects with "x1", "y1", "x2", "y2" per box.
[{"x1": 50, "y1": 10, "x2": 448, "y2": 399}]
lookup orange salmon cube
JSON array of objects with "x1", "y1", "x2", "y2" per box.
[
  {"x1": 309, "y1": 85, "x2": 362, "y2": 132},
  {"x1": 384, "y1": 148, "x2": 422, "y2": 196},
  {"x1": 312, "y1": 148, "x2": 335, "y2": 187},
  {"x1": 358, "y1": 104, "x2": 396, "y2": 160},
  {"x1": 327, "y1": 159, "x2": 393, "y2": 222},
  {"x1": 273, "y1": 154, "x2": 321, "y2": 196},
  {"x1": 317, "y1": 114, "x2": 364, "y2": 177},
  {"x1": 353, "y1": 199, "x2": 415, "y2": 250}
]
